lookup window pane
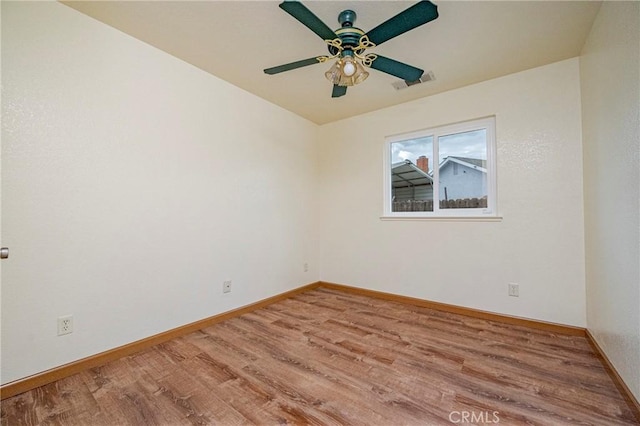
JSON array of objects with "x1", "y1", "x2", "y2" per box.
[
  {"x1": 390, "y1": 136, "x2": 434, "y2": 212},
  {"x1": 438, "y1": 129, "x2": 487, "y2": 209}
]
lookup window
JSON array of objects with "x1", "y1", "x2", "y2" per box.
[{"x1": 383, "y1": 117, "x2": 496, "y2": 218}]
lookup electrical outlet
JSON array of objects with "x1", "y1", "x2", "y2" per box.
[
  {"x1": 57, "y1": 315, "x2": 73, "y2": 335},
  {"x1": 303, "y1": 262, "x2": 309, "y2": 272},
  {"x1": 223, "y1": 280, "x2": 232, "y2": 294},
  {"x1": 508, "y1": 283, "x2": 520, "y2": 297}
]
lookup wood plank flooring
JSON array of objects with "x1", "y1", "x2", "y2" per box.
[{"x1": 2, "y1": 287, "x2": 638, "y2": 425}]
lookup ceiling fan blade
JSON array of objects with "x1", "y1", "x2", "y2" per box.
[
  {"x1": 332, "y1": 85, "x2": 347, "y2": 98},
  {"x1": 279, "y1": 1, "x2": 337, "y2": 41},
  {"x1": 364, "y1": 1, "x2": 438, "y2": 46},
  {"x1": 368, "y1": 55, "x2": 424, "y2": 81},
  {"x1": 264, "y1": 57, "x2": 322, "y2": 75}
]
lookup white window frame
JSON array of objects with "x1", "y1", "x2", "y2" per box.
[{"x1": 382, "y1": 116, "x2": 498, "y2": 219}]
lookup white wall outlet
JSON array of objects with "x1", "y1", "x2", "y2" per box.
[
  {"x1": 57, "y1": 315, "x2": 73, "y2": 335},
  {"x1": 303, "y1": 262, "x2": 309, "y2": 272},
  {"x1": 223, "y1": 280, "x2": 232, "y2": 294},
  {"x1": 508, "y1": 283, "x2": 520, "y2": 297}
]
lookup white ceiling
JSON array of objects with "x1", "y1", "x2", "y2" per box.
[{"x1": 62, "y1": 1, "x2": 601, "y2": 125}]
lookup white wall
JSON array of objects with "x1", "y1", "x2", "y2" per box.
[
  {"x1": 580, "y1": 1, "x2": 640, "y2": 401},
  {"x1": 1, "y1": 2, "x2": 319, "y2": 385},
  {"x1": 318, "y1": 58, "x2": 586, "y2": 327}
]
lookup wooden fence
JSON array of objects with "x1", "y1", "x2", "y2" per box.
[{"x1": 393, "y1": 197, "x2": 487, "y2": 212}]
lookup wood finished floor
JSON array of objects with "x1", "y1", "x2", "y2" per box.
[{"x1": 2, "y1": 287, "x2": 638, "y2": 425}]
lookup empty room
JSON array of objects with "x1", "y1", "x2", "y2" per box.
[{"x1": 1, "y1": 0, "x2": 639, "y2": 424}]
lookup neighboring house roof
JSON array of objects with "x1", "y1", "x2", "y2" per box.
[
  {"x1": 391, "y1": 160, "x2": 433, "y2": 188},
  {"x1": 438, "y1": 156, "x2": 487, "y2": 173},
  {"x1": 392, "y1": 156, "x2": 485, "y2": 188}
]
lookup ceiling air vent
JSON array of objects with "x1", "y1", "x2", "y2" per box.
[{"x1": 391, "y1": 71, "x2": 435, "y2": 90}]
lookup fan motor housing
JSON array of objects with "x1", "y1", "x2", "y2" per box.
[{"x1": 328, "y1": 9, "x2": 365, "y2": 55}]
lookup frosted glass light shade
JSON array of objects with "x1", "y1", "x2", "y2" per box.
[{"x1": 325, "y1": 56, "x2": 369, "y2": 87}]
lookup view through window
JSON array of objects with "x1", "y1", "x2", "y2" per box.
[{"x1": 385, "y1": 117, "x2": 495, "y2": 216}]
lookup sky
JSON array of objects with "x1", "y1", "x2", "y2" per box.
[{"x1": 391, "y1": 129, "x2": 486, "y2": 172}]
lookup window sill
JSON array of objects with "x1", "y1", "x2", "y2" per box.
[{"x1": 380, "y1": 215, "x2": 503, "y2": 222}]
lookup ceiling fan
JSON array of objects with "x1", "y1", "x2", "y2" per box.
[{"x1": 264, "y1": 1, "x2": 439, "y2": 98}]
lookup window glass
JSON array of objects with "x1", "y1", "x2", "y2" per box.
[
  {"x1": 384, "y1": 117, "x2": 496, "y2": 217},
  {"x1": 438, "y1": 130, "x2": 487, "y2": 209},
  {"x1": 390, "y1": 136, "x2": 434, "y2": 212}
]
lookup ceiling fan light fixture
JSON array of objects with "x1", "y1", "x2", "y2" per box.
[{"x1": 325, "y1": 55, "x2": 369, "y2": 87}]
